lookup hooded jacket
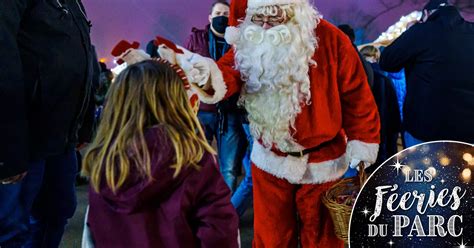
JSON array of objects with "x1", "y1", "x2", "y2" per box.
[{"x1": 88, "y1": 125, "x2": 239, "y2": 248}]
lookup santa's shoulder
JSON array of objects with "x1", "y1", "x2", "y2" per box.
[{"x1": 315, "y1": 19, "x2": 353, "y2": 47}]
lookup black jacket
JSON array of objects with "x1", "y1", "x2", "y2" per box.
[
  {"x1": 380, "y1": 6, "x2": 474, "y2": 143},
  {"x1": 0, "y1": 0, "x2": 97, "y2": 179}
]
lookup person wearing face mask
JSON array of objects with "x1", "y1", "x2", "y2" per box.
[{"x1": 184, "y1": 0, "x2": 250, "y2": 216}]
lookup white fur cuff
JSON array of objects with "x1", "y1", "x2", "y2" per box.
[
  {"x1": 191, "y1": 57, "x2": 227, "y2": 104},
  {"x1": 345, "y1": 140, "x2": 379, "y2": 168}
]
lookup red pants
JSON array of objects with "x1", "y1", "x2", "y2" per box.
[{"x1": 252, "y1": 164, "x2": 344, "y2": 248}]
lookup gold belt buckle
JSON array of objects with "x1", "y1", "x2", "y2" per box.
[{"x1": 299, "y1": 150, "x2": 304, "y2": 157}]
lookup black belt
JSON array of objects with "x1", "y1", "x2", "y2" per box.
[
  {"x1": 285, "y1": 139, "x2": 334, "y2": 158},
  {"x1": 287, "y1": 146, "x2": 322, "y2": 157}
]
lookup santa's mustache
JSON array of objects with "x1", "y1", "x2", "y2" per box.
[{"x1": 242, "y1": 24, "x2": 293, "y2": 46}]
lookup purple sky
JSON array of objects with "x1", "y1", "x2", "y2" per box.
[{"x1": 82, "y1": 0, "x2": 473, "y2": 65}]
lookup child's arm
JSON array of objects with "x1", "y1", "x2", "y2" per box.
[{"x1": 192, "y1": 157, "x2": 239, "y2": 248}]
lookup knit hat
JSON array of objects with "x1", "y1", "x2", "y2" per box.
[
  {"x1": 423, "y1": 0, "x2": 448, "y2": 11},
  {"x1": 111, "y1": 40, "x2": 140, "y2": 65}
]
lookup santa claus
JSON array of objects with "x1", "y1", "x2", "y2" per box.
[{"x1": 156, "y1": 0, "x2": 381, "y2": 246}]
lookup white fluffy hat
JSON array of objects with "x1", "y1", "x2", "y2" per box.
[{"x1": 247, "y1": 0, "x2": 304, "y2": 9}]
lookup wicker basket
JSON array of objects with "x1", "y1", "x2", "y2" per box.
[{"x1": 322, "y1": 163, "x2": 367, "y2": 243}]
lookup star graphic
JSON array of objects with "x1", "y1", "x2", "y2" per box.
[
  {"x1": 457, "y1": 238, "x2": 468, "y2": 248},
  {"x1": 441, "y1": 178, "x2": 446, "y2": 184},
  {"x1": 361, "y1": 207, "x2": 370, "y2": 217},
  {"x1": 388, "y1": 240, "x2": 394, "y2": 247},
  {"x1": 390, "y1": 157, "x2": 405, "y2": 175}
]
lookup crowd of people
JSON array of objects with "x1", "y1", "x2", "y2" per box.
[{"x1": 0, "y1": 0, "x2": 473, "y2": 247}]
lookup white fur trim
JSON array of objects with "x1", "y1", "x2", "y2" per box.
[
  {"x1": 248, "y1": 0, "x2": 304, "y2": 8},
  {"x1": 111, "y1": 63, "x2": 128, "y2": 76},
  {"x1": 251, "y1": 140, "x2": 308, "y2": 183},
  {"x1": 345, "y1": 140, "x2": 379, "y2": 168},
  {"x1": 191, "y1": 58, "x2": 228, "y2": 104},
  {"x1": 251, "y1": 141, "x2": 348, "y2": 184},
  {"x1": 299, "y1": 156, "x2": 348, "y2": 184},
  {"x1": 225, "y1": 26, "x2": 241, "y2": 45}
]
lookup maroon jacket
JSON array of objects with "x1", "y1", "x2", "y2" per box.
[
  {"x1": 88, "y1": 125, "x2": 239, "y2": 248},
  {"x1": 184, "y1": 25, "x2": 217, "y2": 112}
]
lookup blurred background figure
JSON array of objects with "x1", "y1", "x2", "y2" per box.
[
  {"x1": 380, "y1": 0, "x2": 474, "y2": 147},
  {"x1": 360, "y1": 45, "x2": 401, "y2": 173},
  {"x1": 338, "y1": 24, "x2": 374, "y2": 88},
  {"x1": 184, "y1": 0, "x2": 251, "y2": 217}
]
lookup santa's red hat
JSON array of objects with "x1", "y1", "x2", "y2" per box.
[
  {"x1": 229, "y1": 0, "x2": 247, "y2": 26},
  {"x1": 225, "y1": 0, "x2": 248, "y2": 45},
  {"x1": 111, "y1": 40, "x2": 140, "y2": 65},
  {"x1": 226, "y1": 0, "x2": 306, "y2": 44},
  {"x1": 248, "y1": 0, "x2": 304, "y2": 9},
  {"x1": 229, "y1": 0, "x2": 306, "y2": 25}
]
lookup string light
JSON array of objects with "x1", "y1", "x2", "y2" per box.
[
  {"x1": 427, "y1": 167, "x2": 437, "y2": 177},
  {"x1": 463, "y1": 153, "x2": 473, "y2": 163},
  {"x1": 402, "y1": 166, "x2": 411, "y2": 177},
  {"x1": 439, "y1": 156, "x2": 451, "y2": 166},
  {"x1": 461, "y1": 168, "x2": 471, "y2": 182}
]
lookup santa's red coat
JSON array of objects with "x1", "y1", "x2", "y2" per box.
[{"x1": 198, "y1": 19, "x2": 380, "y2": 184}]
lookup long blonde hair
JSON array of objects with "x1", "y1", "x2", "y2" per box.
[{"x1": 82, "y1": 60, "x2": 214, "y2": 193}]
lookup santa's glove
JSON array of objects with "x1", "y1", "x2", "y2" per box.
[
  {"x1": 111, "y1": 49, "x2": 150, "y2": 76},
  {"x1": 345, "y1": 140, "x2": 379, "y2": 171},
  {"x1": 111, "y1": 63, "x2": 128, "y2": 77},
  {"x1": 158, "y1": 45, "x2": 210, "y2": 87},
  {"x1": 121, "y1": 49, "x2": 150, "y2": 65}
]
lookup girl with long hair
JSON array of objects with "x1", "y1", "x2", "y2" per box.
[{"x1": 82, "y1": 60, "x2": 238, "y2": 248}]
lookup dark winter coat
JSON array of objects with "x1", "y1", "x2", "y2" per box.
[
  {"x1": 185, "y1": 25, "x2": 216, "y2": 112},
  {"x1": 369, "y1": 63, "x2": 401, "y2": 171},
  {"x1": 380, "y1": 6, "x2": 474, "y2": 143},
  {"x1": 0, "y1": 0, "x2": 97, "y2": 179}
]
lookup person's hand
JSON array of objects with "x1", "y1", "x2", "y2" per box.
[
  {"x1": 186, "y1": 55, "x2": 211, "y2": 87},
  {"x1": 1, "y1": 172, "x2": 28, "y2": 185},
  {"x1": 159, "y1": 45, "x2": 211, "y2": 87}
]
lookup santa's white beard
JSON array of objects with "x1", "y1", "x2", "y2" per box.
[{"x1": 234, "y1": 17, "x2": 318, "y2": 152}]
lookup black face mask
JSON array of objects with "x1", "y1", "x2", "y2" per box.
[{"x1": 211, "y1": 16, "x2": 229, "y2": 34}]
